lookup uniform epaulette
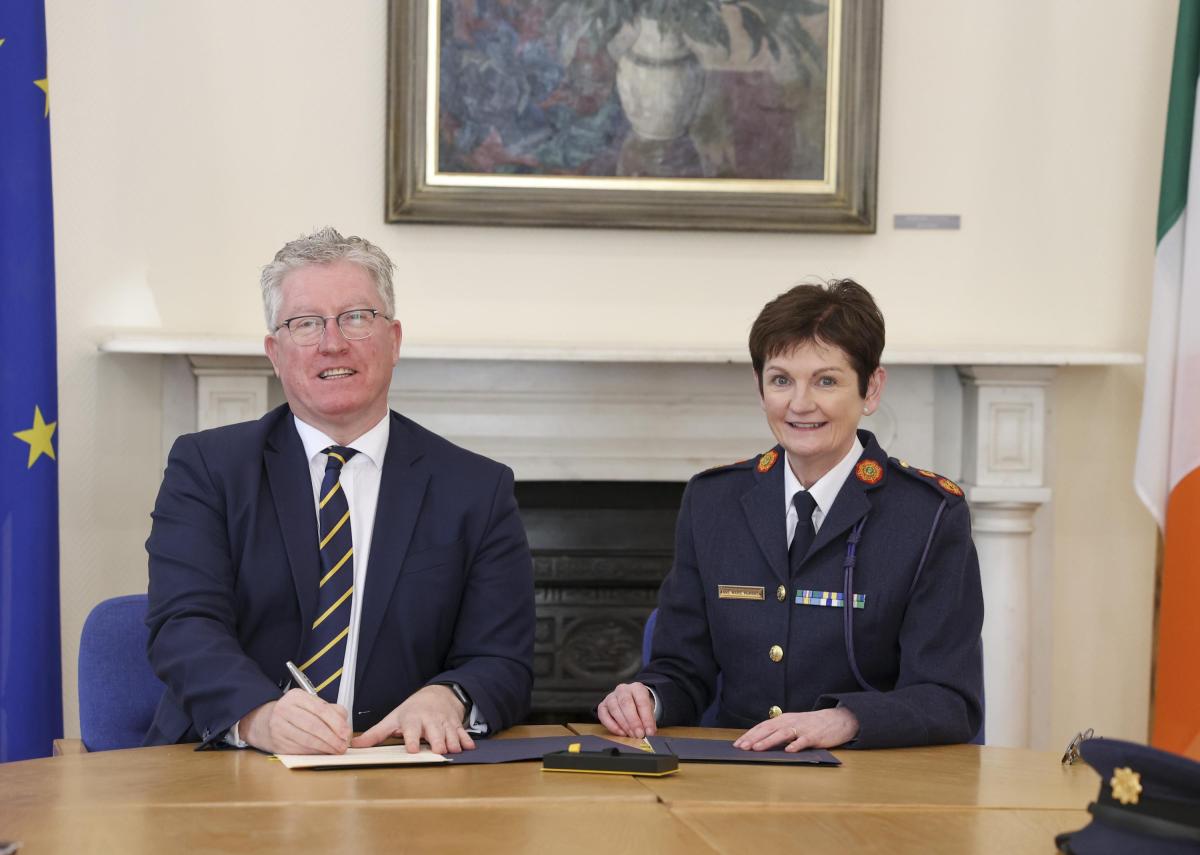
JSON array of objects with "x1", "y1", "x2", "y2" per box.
[
  {"x1": 698, "y1": 450, "x2": 772, "y2": 477},
  {"x1": 889, "y1": 457, "x2": 965, "y2": 500}
]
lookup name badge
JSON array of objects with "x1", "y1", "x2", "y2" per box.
[
  {"x1": 718, "y1": 585, "x2": 765, "y2": 601},
  {"x1": 795, "y1": 589, "x2": 866, "y2": 609}
]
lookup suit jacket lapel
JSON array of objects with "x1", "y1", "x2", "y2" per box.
[
  {"x1": 354, "y1": 412, "x2": 429, "y2": 689},
  {"x1": 264, "y1": 412, "x2": 321, "y2": 637},
  {"x1": 740, "y1": 447, "x2": 789, "y2": 585}
]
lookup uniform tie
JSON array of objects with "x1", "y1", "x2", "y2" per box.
[
  {"x1": 789, "y1": 490, "x2": 817, "y2": 573},
  {"x1": 297, "y1": 445, "x2": 359, "y2": 702}
]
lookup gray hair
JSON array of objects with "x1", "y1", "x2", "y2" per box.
[{"x1": 260, "y1": 226, "x2": 396, "y2": 330}]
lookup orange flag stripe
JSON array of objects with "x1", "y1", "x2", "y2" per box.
[{"x1": 1151, "y1": 467, "x2": 1200, "y2": 760}]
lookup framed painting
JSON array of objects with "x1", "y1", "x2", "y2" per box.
[{"x1": 386, "y1": 0, "x2": 882, "y2": 232}]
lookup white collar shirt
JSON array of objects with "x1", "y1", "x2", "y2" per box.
[{"x1": 784, "y1": 436, "x2": 864, "y2": 546}]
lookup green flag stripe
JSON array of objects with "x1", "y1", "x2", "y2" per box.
[{"x1": 1159, "y1": 0, "x2": 1200, "y2": 243}]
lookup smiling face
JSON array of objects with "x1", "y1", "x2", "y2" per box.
[
  {"x1": 758, "y1": 339, "x2": 886, "y2": 487},
  {"x1": 263, "y1": 259, "x2": 402, "y2": 444}
]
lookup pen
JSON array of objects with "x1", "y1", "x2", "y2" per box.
[
  {"x1": 287, "y1": 660, "x2": 352, "y2": 749},
  {"x1": 285, "y1": 660, "x2": 318, "y2": 696}
]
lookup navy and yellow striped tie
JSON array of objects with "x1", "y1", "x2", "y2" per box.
[{"x1": 297, "y1": 445, "x2": 358, "y2": 702}]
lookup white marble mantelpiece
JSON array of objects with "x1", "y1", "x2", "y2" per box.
[
  {"x1": 101, "y1": 333, "x2": 1141, "y2": 749},
  {"x1": 100, "y1": 333, "x2": 1145, "y2": 366}
]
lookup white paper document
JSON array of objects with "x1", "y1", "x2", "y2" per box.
[{"x1": 274, "y1": 745, "x2": 449, "y2": 770}]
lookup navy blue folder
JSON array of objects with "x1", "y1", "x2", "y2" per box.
[{"x1": 645, "y1": 735, "x2": 840, "y2": 766}]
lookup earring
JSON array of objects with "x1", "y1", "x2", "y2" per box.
[{"x1": 863, "y1": 407, "x2": 870, "y2": 415}]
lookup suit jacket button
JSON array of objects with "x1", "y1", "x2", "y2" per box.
[
  {"x1": 768, "y1": 705, "x2": 783, "y2": 719},
  {"x1": 776, "y1": 585, "x2": 787, "y2": 602},
  {"x1": 769, "y1": 644, "x2": 783, "y2": 663}
]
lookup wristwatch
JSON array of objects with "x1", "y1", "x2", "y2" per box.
[{"x1": 433, "y1": 681, "x2": 472, "y2": 726}]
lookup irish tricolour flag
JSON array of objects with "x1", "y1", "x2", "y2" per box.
[{"x1": 1136, "y1": 1, "x2": 1200, "y2": 761}]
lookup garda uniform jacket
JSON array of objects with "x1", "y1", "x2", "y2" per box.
[
  {"x1": 143, "y1": 404, "x2": 535, "y2": 747},
  {"x1": 637, "y1": 429, "x2": 984, "y2": 748}
]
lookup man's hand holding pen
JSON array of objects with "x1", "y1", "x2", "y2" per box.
[{"x1": 240, "y1": 690, "x2": 352, "y2": 755}]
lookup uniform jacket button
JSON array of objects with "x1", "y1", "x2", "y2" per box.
[
  {"x1": 768, "y1": 705, "x2": 783, "y2": 719},
  {"x1": 776, "y1": 585, "x2": 787, "y2": 602},
  {"x1": 769, "y1": 644, "x2": 783, "y2": 663}
]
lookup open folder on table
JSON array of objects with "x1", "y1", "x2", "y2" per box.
[
  {"x1": 644, "y1": 735, "x2": 840, "y2": 766},
  {"x1": 275, "y1": 735, "x2": 637, "y2": 770}
]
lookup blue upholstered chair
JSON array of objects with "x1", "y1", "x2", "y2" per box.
[
  {"x1": 643, "y1": 607, "x2": 985, "y2": 744},
  {"x1": 77, "y1": 594, "x2": 165, "y2": 751}
]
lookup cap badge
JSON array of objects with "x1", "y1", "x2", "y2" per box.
[
  {"x1": 1109, "y1": 766, "x2": 1142, "y2": 805},
  {"x1": 757, "y1": 450, "x2": 779, "y2": 473},
  {"x1": 855, "y1": 460, "x2": 883, "y2": 485}
]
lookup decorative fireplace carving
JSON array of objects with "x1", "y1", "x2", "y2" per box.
[{"x1": 517, "y1": 482, "x2": 683, "y2": 724}]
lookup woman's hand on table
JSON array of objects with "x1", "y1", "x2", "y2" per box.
[{"x1": 733, "y1": 707, "x2": 859, "y2": 752}]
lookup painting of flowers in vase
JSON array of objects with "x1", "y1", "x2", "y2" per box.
[{"x1": 436, "y1": 0, "x2": 830, "y2": 180}]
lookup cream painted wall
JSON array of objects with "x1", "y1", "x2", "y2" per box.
[
  {"x1": 1052, "y1": 365, "x2": 1159, "y2": 743},
  {"x1": 45, "y1": 0, "x2": 1169, "y2": 742}
]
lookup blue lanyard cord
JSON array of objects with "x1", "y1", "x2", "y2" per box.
[
  {"x1": 906, "y1": 499, "x2": 948, "y2": 599},
  {"x1": 842, "y1": 515, "x2": 878, "y2": 693}
]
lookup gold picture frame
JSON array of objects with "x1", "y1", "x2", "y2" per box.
[{"x1": 386, "y1": 0, "x2": 882, "y2": 232}]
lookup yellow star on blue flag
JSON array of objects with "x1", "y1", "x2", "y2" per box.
[
  {"x1": 34, "y1": 77, "x2": 49, "y2": 117},
  {"x1": 13, "y1": 404, "x2": 57, "y2": 467}
]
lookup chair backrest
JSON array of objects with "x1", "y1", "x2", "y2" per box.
[
  {"x1": 78, "y1": 594, "x2": 165, "y2": 751},
  {"x1": 640, "y1": 608, "x2": 658, "y2": 666}
]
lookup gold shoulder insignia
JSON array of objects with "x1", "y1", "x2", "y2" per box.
[
  {"x1": 890, "y1": 458, "x2": 965, "y2": 499},
  {"x1": 756, "y1": 449, "x2": 779, "y2": 473},
  {"x1": 937, "y1": 477, "x2": 964, "y2": 497}
]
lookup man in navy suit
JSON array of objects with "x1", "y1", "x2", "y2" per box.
[{"x1": 145, "y1": 227, "x2": 534, "y2": 755}]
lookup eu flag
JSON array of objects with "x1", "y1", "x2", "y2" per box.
[{"x1": 0, "y1": 0, "x2": 63, "y2": 762}]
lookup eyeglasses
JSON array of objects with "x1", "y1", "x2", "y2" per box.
[
  {"x1": 1061, "y1": 728, "x2": 1095, "y2": 765},
  {"x1": 275, "y1": 308, "x2": 387, "y2": 346}
]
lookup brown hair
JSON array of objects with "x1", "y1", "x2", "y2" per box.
[{"x1": 748, "y1": 279, "x2": 885, "y2": 397}]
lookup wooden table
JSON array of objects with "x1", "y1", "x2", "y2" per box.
[
  {"x1": 0, "y1": 724, "x2": 1097, "y2": 853},
  {"x1": 568, "y1": 724, "x2": 1096, "y2": 854},
  {"x1": 567, "y1": 724, "x2": 1098, "y2": 810}
]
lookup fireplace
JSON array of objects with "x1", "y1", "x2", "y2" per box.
[
  {"x1": 516, "y1": 481, "x2": 684, "y2": 724},
  {"x1": 115, "y1": 341, "x2": 1066, "y2": 746}
]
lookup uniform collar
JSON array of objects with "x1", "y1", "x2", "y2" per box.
[{"x1": 784, "y1": 436, "x2": 864, "y2": 518}]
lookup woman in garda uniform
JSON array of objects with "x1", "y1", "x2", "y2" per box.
[{"x1": 597, "y1": 280, "x2": 984, "y2": 751}]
